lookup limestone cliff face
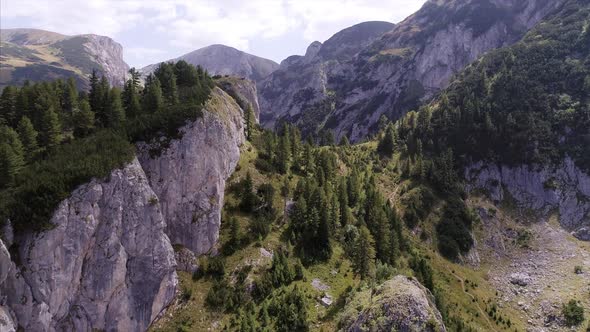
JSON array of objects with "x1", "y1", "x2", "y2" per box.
[
  {"x1": 339, "y1": 275, "x2": 446, "y2": 332},
  {"x1": 465, "y1": 158, "x2": 590, "y2": 241},
  {"x1": 0, "y1": 159, "x2": 177, "y2": 332},
  {"x1": 82, "y1": 34, "x2": 130, "y2": 86},
  {"x1": 259, "y1": 0, "x2": 566, "y2": 141},
  {"x1": 217, "y1": 77, "x2": 261, "y2": 121},
  {"x1": 0, "y1": 86, "x2": 246, "y2": 331},
  {"x1": 138, "y1": 87, "x2": 245, "y2": 255}
]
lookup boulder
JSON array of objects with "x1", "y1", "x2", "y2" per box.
[{"x1": 339, "y1": 275, "x2": 446, "y2": 332}]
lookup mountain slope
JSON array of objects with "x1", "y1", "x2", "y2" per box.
[
  {"x1": 395, "y1": 0, "x2": 590, "y2": 239},
  {"x1": 141, "y1": 44, "x2": 279, "y2": 82},
  {"x1": 259, "y1": 0, "x2": 567, "y2": 141},
  {"x1": 258, "y1": 21, "x2": 395, "y2": 131},
  {"x1": 0, "y1": 28, "x2": 129, "y2": 89}
]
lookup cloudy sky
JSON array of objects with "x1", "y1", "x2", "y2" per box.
[{"x1": 1, "y1": 0, "x2": 426, "y2": 68}]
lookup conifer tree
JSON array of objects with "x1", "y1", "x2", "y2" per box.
[
  {"x1": 154, "y1": 62, "x2": 179, "y2": 105},
  {"x1": 377, "y1": 124, "x2": 396, "y2": 157},
  {"x1": 0, "y1": 86, "x2": 19, "y2": 126},
  {"x1": 16, "y1": 116, "x2": 38, "y2": 161},
  {"x1": 244, "y1": 104, "x2": 255, "y2": 140},
  {"x1": 123, "y1": 68, "x2": 142, "y2": 118},
  {"x1": 73, "y1": 100, "x2": 95, "y2": 137},
  {"x1": 0, "y1": 126, "x2": 25, "y2": 187},
  {"x1": 107, "y1": 87, "x2": 125, "y2": 128},
  {"x1": 142, "y1": 74, "x2": 164, "y2": 113},
  {"x1": 276, "y1": 131, "x2": 291, "y2": 174},
  {"x1": 40, "y1": 107, "x2": 62, "y2": 148},
  {"x1": 353, "y1": 226, "x2": 376, "y2": 280}
]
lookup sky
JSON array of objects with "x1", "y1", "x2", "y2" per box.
[{"x1": 0, "y1": 0, "x2": 427, "y2": 68}]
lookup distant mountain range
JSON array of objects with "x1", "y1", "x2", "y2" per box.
[
  {"x1": 0, "y1": 28, "x2": 129, "y2": 89},
  {"x1": 140, "y1": 45, "x2": 279, "y2": 82}
]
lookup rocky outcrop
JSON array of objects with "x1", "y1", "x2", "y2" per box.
[
  {"x1": 259, "y1": 1, "x2": 566, "y2": 141},
  {"x1": 141, "y1": 44, "x2": 279, "y2": 82},
  {"x1": 465, "y1": 158, "x2": 590, "y2": 241},
  {"x1": 339, "y1": 275, "x2": 446, "y2": 331},
  {"x1": 216, "y1": 77, "x2": 261, "y2": 121},
  {"x1": 138, "y1": 87, "x2": 245, "y2": 255},
  {"x1": 0, "y1": 159, "x2": 177, "y2": 331},
  {"x1": 82, "y1": 34, "x2": 129, "y2": 86}
]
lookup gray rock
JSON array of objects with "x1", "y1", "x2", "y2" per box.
[
  {"x1": 82, "y1": 34, "x2": 130, "y2": 86},
  {"x1": 139, "y1": 87, "x2": 245, "y2": 255},
  {"x1": 174, "y1": 247, "x2": 198, "y2": 273},
  {"x1": 0, "y1": 159, "x2": 177, "y2": 331},
  {"x1": 339, "y1": 276, "x2": 446, "y2": 332},
  {"x1": 510, "y1": 273, "x2": 532, "y2": 286},
  {"x1": 217, "y1": 77, "x2": 261, "y2": 121},
  {"x1": 465, "y1": 158, "x2": 590, "y2": 240}
]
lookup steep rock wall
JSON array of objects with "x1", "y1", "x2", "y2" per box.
[
  {"x1": 0, "y1": 159, "x2": 177, "y2": 331},
  {"x1": 465, "y1": 158, "x2": 590, "y2": 241},
  {"x1": 138, "y1": 87, "x2": 245, "y2": 255}
]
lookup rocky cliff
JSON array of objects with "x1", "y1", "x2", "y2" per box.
[
  {"x1": 216, "y1": 77, "x2": 261, "y2": 122},
  {"x1": 138, "y1": 87, "x2": 245, "y2": 255},
  {"x1": 0, "y1": 159, "x2": 176, "y2": 331},
  {"x1": 0, "y1": 28, "x2": 129, "y2": 89},
  {"x1": 465, "y1": 158, "x2": 590, "y2": 241},
  {"x1": 339, "y1": 275, "x2": 446, "y2": 331},
  {"x1": 141, "y1": 44, "x2": 279, "y2": 83},
  {"x1": 0, "y1": 85, "x2": 247, "y2": 331},
  {"x1": 259, "y1": 0, "x2": 566, "y2": 141},
  {"x1": 82, "y1": 34, "x2": 129, "y2": 86}
]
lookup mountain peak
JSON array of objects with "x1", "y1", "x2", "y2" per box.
[{"x1": 141, "y1": 44, "x2": 279, "y2": 82}]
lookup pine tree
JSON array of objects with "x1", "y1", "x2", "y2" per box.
[
  {"x1": 17, "y1": 116, "x2": 38, "y2": 161},
  {"x1": 0, "y1": 86, "x2": 20, "y2": 126},
  {"x1": 240, "y1": 172, "x2": 257, "y2": 213},
  {"x1": 40, "y1": 107, "x2": 62, "y2": 148},
  {"x1": 244, "y1": 104, "x2": 255, "y2": 140},
  {"x1": 0, "y1": 126, "x2": 25, "y2": 187},
  {"x1": 63, "y1": 78, "x2": 78, "y2": 113},
  {"x1": 73, "y1": 100, "x2": 95, "y2": 138},
  {"x1": 123, "y1": 68, "x2": 142, "y2": 118},
  {"x1": 88, "y1": 69, "x2": 102, "y2": 114},
  {"x1": 154, "y1": 62, "x2": 179, "y2": 105},
  {"x1": 353, "y1": 226, "x2": 376, "y2": 280},
  {"x1": 377, "y1": 124, "x2": 396, "y2": 157},
  {"x1": 142, "y1": 74, "x2": 164, "y2": 113},
  {"x1": 275, "y1": 132, "x2": 291, "y2": 174},
  {"x1": 107, "y1": 87, "x2": 125, "y2": 128}
]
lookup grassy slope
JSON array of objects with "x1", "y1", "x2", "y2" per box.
[{"x1": 150, "y1": 135, "x2": 589, "y2": 332}]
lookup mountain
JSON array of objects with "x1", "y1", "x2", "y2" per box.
[
  {"x1": 0, "y1": 28, "x2": 129, "y2": 89},
  {"x1": 258, "y1": 0, "x2": 566, "y2": 141},
  {"x1": 141, "y1": 44, "x2": 279, "y2": 82},
  {"x1": 258, "y1": 21, "x2": 395, "y2": 131}
]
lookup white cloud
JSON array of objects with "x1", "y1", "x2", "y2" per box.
[{"x1": 1, "y1": 0, "x2": 425, "y2": 65}]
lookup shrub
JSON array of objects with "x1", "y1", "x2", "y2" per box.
[{"x1": 563, "y1": 299, "x2": 585, "y2": 326}]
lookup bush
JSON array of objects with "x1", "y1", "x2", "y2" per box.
[
  {"x1": 207, "y1": 256, "x2": 226, "y2": 279},
  {"x1": 563, "y1": 299, "x2": 585, "y2": 326}
]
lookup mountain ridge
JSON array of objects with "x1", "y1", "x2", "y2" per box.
[
  {"x1": 140, "y1": 44, "x2": 279, "y2": 82},
  {"x1": 0, "y1": 28, "x2": 129, "y2": 89}
]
